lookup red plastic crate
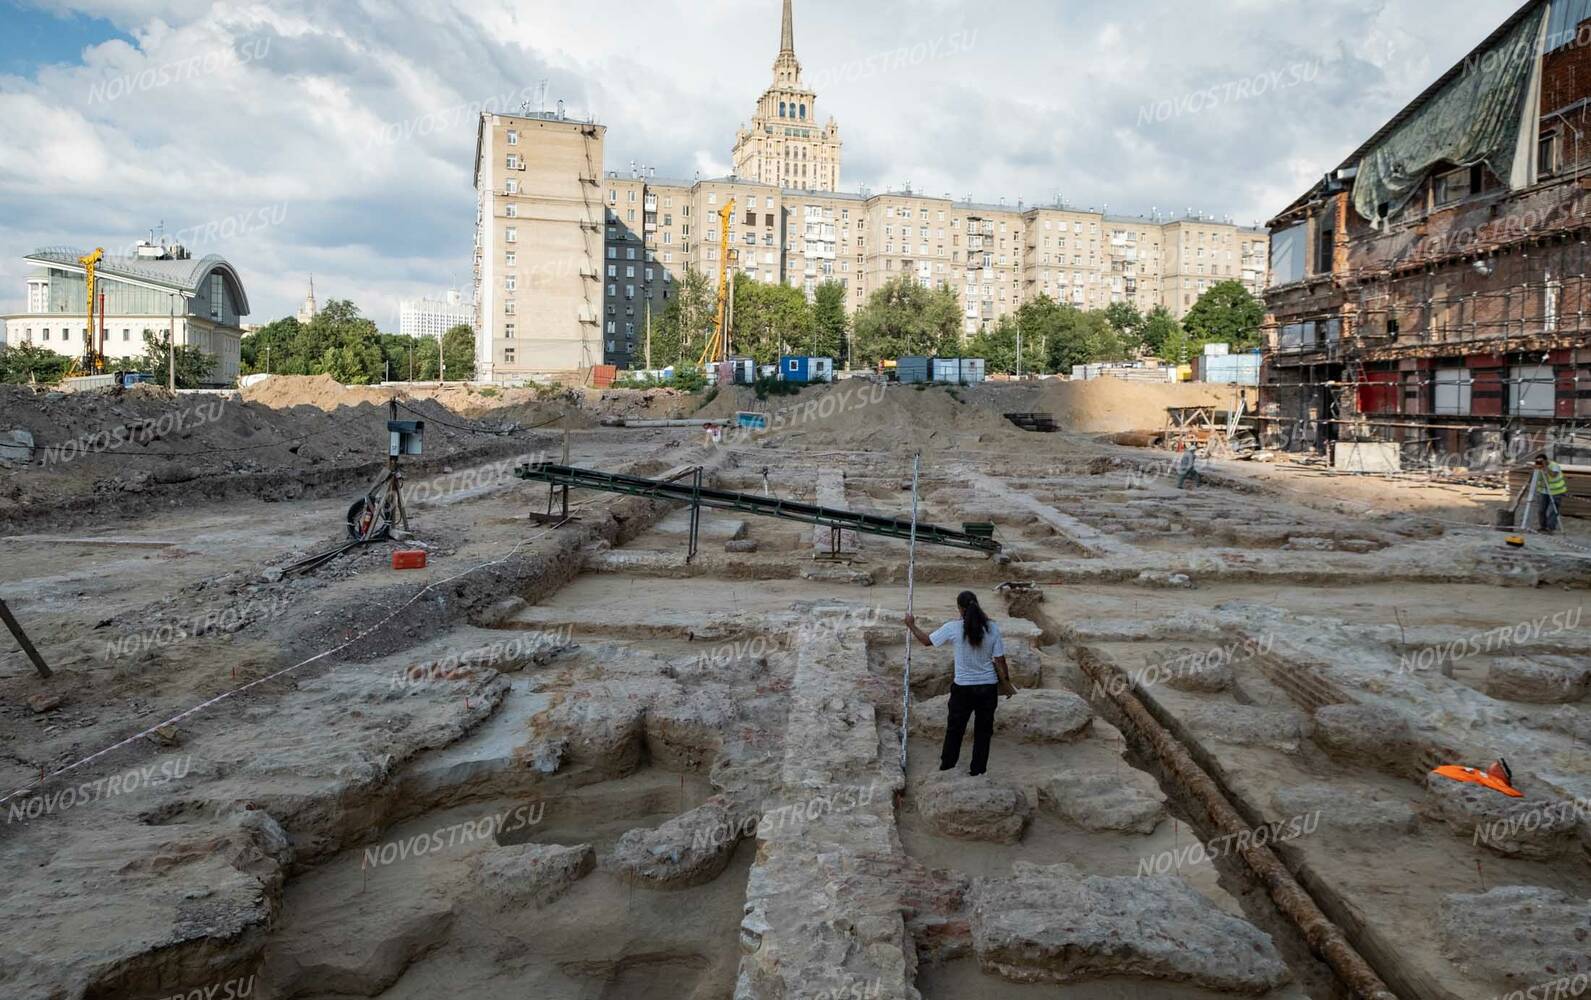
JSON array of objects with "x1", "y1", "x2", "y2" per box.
[{"x1": 391, "y1": 550, "x2": 428, "y2": 570}]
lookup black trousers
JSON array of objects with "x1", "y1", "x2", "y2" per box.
[{"x1": 940, "y1": 682, "x2": 999, "y2": 776}]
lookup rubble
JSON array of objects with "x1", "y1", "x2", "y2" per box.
[
  {"x1": 970, "y1": 862, "x2": 1292, "y2": 992},
  {"x1": 914, "y1": 770, "x2": 1032, "y2": 843}
]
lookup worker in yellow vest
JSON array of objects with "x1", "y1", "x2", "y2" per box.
[{"x1": 1534, "y1": 453, "x2": 1569, "y2": 533}]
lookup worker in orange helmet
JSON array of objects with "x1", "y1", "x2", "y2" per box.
[{"x1": 1431, "y1": 758, "x2": 1522, "y2": 797}]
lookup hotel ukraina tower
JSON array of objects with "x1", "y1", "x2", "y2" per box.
[{"x1": 732, "y1": 0, "x2": 843, "y2": 192}]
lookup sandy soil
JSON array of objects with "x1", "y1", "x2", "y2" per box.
[{"x1": 1, "y1": 377, "x2": 1587, "y2": 1000}]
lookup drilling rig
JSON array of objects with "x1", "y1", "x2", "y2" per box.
[
  {"x1": 696, "y1": 200, "x2": 738, "y2": 370},
  {"x1": 65, "y1": 247, "x2": 107, "y2": 378}
]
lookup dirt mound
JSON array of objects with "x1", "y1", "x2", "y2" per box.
[
  {"x1": 990, "y1": 377, "x2": 1240, "y2": 433},
  {"x1": 240, "y1": 374, "x2": 395, "y2": 411},
  {"x1": 0, "y1": 382, "x2": 542, "y2": 530},
  {"x1": 716, "y1": 377, "x2": 1233, "y2": 451}
]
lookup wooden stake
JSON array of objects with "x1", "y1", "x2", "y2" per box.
[{"x1": 0, "y1": 597, "x2": 52, "y2": 678}]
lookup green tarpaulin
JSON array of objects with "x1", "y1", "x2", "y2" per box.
[{"x1": 1354, "y1": 4, "x2": 1547, "y2": 224}]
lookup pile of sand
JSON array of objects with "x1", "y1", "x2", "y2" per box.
[
  {"x1": 240, "y1": 373, "x2": 395, "y2": 411},
  {"x1": 989, "y1": 377, "x2": 1242, "y2": 433}
]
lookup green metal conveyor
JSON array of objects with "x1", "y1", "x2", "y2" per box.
[{"x1": 513, "y1": 462, "x2": 1001, "y2": 556}]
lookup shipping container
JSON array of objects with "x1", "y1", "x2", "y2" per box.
[
  {"x1": 897, "y1": 356, "x2": 931, "y2": 383},
  {"x1": 778, "y1": 355, "x2": 835, "y2": 384},
  {"x1": 931, "y1": 358, "x2": 986, "y2": 385},
  {"x1": 1196, "y1": 351, "x2": 1261, "y2": 386}
]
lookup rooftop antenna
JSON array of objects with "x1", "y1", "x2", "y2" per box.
[
  {"x1": 556, "y1": 99, "x2": 566, "y2": 120},
  {"x1": 539, "y1": 78, "x2": 549, "y2": 113}
]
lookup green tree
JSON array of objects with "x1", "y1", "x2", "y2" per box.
[
  {"x1": 968, "y1": 314, "x2": 1047, "y2": 375},
  {"x1": 1102, "y1": 301, "x2": 1146, "y2": 355},
  {"x1": 1183, "y1": 280, "x2": 1263, "y2": 351},
  {"x1": 732, "y1": 275, "x2": 814, "y2": 365},
  {"x1": 0, "y1": 344, "x2": 72, "y2": 384},
  {"x1": 441, "y1": 324, "x2": 475, "y2": 380},
  {"x1": 1018, "y1": 297, "x2": 1125, "y2": 373},
  {"x1": 135, "y1": 329, "x2": 216, "y2": 388},
  {"x1": 240, "y1": 317, "x2": 300, "y2": 376},
  {"x1": 1160, "y1": 322, "x2": 1198, "y2": 366},
  {"x1": 812, "y1": 279, "x2": 849, "y2": 362},
  {"x1": 1141, "y1": 306, "x2": 1183, "y2": 358},
  {"x1": 851, "y1": 277, "x2": 962, "y2": 366},
  {"x1": 652, "y1": 265, "x2": 716, "y2": 369}
]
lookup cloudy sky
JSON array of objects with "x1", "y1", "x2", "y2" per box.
[{"x1": 0, "y1": 0, "x2": 1523, "y2": 328}]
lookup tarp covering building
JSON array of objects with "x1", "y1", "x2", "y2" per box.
[{"x1": 1353, "y1": 5, "x2": 1547, "y2": 224}]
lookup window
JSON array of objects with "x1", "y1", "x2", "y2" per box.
[
  {"x1": 1433, "y1": 164, "x2": 1481, "y2": 207},
  {"x1": 1433, "y1": 368, "x2": 1470, "y2": 416},
  {"x1": 504, "y1": 347, "x2": 515, "y2": 364},
  {"x1": 505, "y1": 179, "x2": 518, "y2": 194},
  {"x1": 506, "y1": 154, "x2": 520, "y2": 169},
  {"x1": 505, "y1": 275, "x2": 517, "y2": 290},
  {"x1": 506, "y1": 130, "x2": 518, "y2": 145},
  {"x1": 505, "y1": 204, "x2": 517, "y2": 218},
  {"x1": 1546, "y1": 0, "x2": 1591, "y2": 52},
  {"x1": 122, "y1": 328, "x2": 130, "y2": 342},
  {"x1": 505, "y1": 251, "x2": 516, "y2": 266},
  {"x1": 1509, "y1": 364, "x2": 1556, "y2": 416},
  {"x1": 505, "y1": 227, "x2": 517, "y2": 243},
  {"x1": 504, "y1": 301, "x2": 515, "y2": 315},
  {"x1": 210, "y1": 274, "x2": 223, "y2": 319},
  {"x1": 1539, "y1": 130, "x2": 1561, "y2": 180},
  {"x1": 1269, "y1": 223, "x2": 1306, "y2": 285},
  {"x1": 504, "y1": 322, "x2": 515, "y2": 339}
]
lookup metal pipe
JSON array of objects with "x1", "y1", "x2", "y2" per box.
[
  {"x1": 1071, "y1": 639, "x2": 1397, "y2": 1000},
  {"x1": 599, "y1": 418, "x2": 719, "y2": 428}
]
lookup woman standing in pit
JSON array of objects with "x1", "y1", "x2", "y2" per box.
[{"x1": 904, "y1": 591, "x2": 1018, "y2": 777}]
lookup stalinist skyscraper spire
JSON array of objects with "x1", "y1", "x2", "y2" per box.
[{"x1": 732, "y1": 0, "x2": 842, "y2": 192}]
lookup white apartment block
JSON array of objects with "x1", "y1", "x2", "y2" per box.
[{"x1": 399, "y1": 289, "x2": 474, "y2": 340}]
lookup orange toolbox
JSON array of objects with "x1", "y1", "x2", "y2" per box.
[{"x1": 391, "y1": 550, "x2": 428, "y2": 570}]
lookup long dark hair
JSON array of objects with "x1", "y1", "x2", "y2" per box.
[{"x1": 957, "y1": 590, "x2": 990, "y2": 646}]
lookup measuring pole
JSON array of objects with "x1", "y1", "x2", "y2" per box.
[
  {"x1": 899, "y1": 452, "x2": 921, "y2": 772},
  {"x1": 0, "y1": 597, "x2": 52, "y2": 678},
  {"x1": 1519, "y1": 468, "x2": 1540, "y2": 532}
]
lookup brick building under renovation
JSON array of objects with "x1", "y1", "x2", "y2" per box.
[{"x1": 1262, "y1": 0, "x2": 1591, "y2": 471}]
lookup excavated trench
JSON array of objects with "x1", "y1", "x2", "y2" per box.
[{"x1": 53, "y1": 447, "x2": 1588, "y2": 1000}]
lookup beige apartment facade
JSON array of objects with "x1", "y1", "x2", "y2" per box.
[
  {"x1": 477, "y1": 1, "x2": 1268, "y2": 374},
  {"x1": 473, "y1": 111, "x2": 605, "y2": 382},
  {"x1": 577, "y1": 169, "x2": 1268, "y2": 368}
]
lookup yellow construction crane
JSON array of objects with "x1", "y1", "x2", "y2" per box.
[
  {"x1": 697, "y1": 200, "x2": 738, "y2": 369},
  {"x1": 66, "y1": 247, "x2": 106, "y2": 377}
]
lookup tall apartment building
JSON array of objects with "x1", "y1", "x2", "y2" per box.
[
  {"x1": 473, "y1": 110, "x2": 605, "y2": 382},
  {"x1": 487, "y1": 0, "x2": 1267, "y2": 376},
  {"x1": 399, "y1": 288, "x2": 474, "y2": 339},
  {"x1": 732, "y1": 0, "x2": 843, "y2": 192}
]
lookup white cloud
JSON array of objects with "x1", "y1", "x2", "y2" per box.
[{"x1": 0, "y1": 0, "x2": 1527, "y2": 326}]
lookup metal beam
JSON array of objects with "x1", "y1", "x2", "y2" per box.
[{"x1": 514, "y1": 462, "x2": 1001, "y2": 554}]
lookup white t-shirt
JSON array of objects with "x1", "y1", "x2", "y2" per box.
[{"x1": 929, "y1": 618, "x2": 1005, "y2": 686}]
